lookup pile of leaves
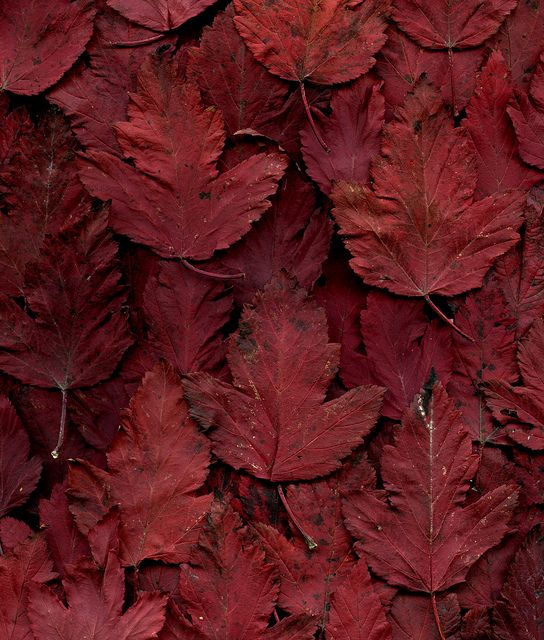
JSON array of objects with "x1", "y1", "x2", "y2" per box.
[{"x1": 0, "y1": 0, "x2": 543, "y2": 638}]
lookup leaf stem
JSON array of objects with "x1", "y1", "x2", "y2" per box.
[
  {"x1": 110, "y1": 33, "x2": 166, "y2": 48},
  {"x1": 273, "y1": 608, "x2": 280, "y2": 624},
  {"x1": 424, "y1": 295, "x2": 474, "y2": 342},
  {"x1": 51, "y1": 388, "x2": 68, "y2": 459},
  {"x1": 300, "y1": 83, "x2": 330, "y2": 153},
  {"x1": 180, "y1": 258, "x2": 245, "y2": 280},
  {"x1": 431, "y1": 593, "x2": 446, "y2": 640},
  {"x1": 277, "y1": 485, "x2": 318, "y2": 550}
]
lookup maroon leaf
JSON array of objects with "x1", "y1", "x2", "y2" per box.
[
  {"x1": 343, "y1": 383, "x2": 518, "y2": 594},
  {"x1": 68, "y1": 363, "x2": 212, "y2": 566},
  {"x1": 185, "y1": 274, "x2": 384, "y2": 482},
  {"x1": 0, "y1": 0, "x2": 95, "y2": 95},
  {"x1": 332, "y1": 84, "x2": 523, "y2": 301},
  {"x1": 80, "y1": 53, "x2": 287, "y2": 263},
  {"x1": 107, "y1": 0, "x2": 219, "y2": 32},
  {"x1": 0, "y1": 395, "x2": 41, "y2": 517},
  {"x1": 28, "y1": 552, "x2": 167, "y2": 640}
]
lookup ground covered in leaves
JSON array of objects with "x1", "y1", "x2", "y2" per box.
[{"x1": 0, "y1": 0, "x2": 543, "y2": 638}]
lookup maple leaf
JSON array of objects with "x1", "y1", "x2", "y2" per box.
[
  {"x1": 494, "y1": 186, "x2": 544, "y2": 338},
  {"x1": 0, "y1": 0, "x2": 95, "y2": 95},
  {"x1": 179, "y1": 501, "x2": 279, "y2": 638},
  {"x1": 49, "y1": 4, "x2": 178, "y2": 156},
  {"x1": 508, "y1": 52, "x2": 544, "y2": 170},
  {"x1": 392, "y1": 0, "x2": 516, "y2": 50},
  {"x1": 0, "y1": 211, "x2": 132, "y2": 457},
  {"x1": 492, "y1": 526, "x2": 544, "y2": 640},
  {"x1": 28, "y1": 552, "x2": 166, "y2": 640},
  {"x1": 358, "y1": 291, "x2": 452, "y2": 420},
  {"x1": 39, "y1": 484, "x2": 90, "y2": 577},
  {"x1": 214, "y1": 167, "x2": 332, "y2": 304},
  {"x1": 493, "y1": 0, "x2": 544, "y2": 89},
  {"x1": 143, "y1": 261, "x2": 233, "y2": 374},
  {"x1": 80, "y1": 53, "x2": 287, "y2": 272},
  {"x1": 107, "y1": 0, "x2": 219, "y2": 33},
  {"x1": 486, "y1": 317, "x2": 544, "y2": 449},
  {"x1": 0, "y1": 524, "x2": 57, "y2": 640},
  {"x1": 301, "y1": 75, "x2": 385, "y2": 195},
  {"x1": 188, "y1": 5, "x2": 289, "y2": 138},
  {"x1": 389, "y1": 593, "x2": 462, "y2": 640},
  {"x1": 464, "y1": 51, "x2": 542, "y2": 197},
  {"x1": 68, "y1": 363, "x2": 213, "y2": 567},
  {"x1": 331, "y1": 84, "x2": 524, "y2": 327},
  {"x1": 326, "y1": 558, "x2": 392, "y2": 640},
  {"x1": 449, "y1": 277, "x2": 517, "y2": 444},
  {"x1": 343, "y1": 383, "x2": 518, "y2": 636},
  {"x1": 184, "y1": 273, "x2": 384, "y2": 483},
  {"x1": 234, "y1": 0, "x2": 389, "y2": 86},
  {"x1": 0, "y1": 396, "x2": 41, "y2": 518},
  {"x1": 0, "y1": 111, "x2": 90, "y2": 297},
  {"x1": 255, "y1": 468, "x2": 366, "y2": 624},
  {"x1": 375, "y1": 26, "x2": 484, "y2": 118}
]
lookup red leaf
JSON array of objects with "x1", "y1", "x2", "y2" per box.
[
  {"x1": 509, "y1": 53, "x2": 544, "y2": 170},
  {"x1": 49, "y1": 5, "x2": 178, "y2": 156},
  {"x1": 486, "y1": 317, "x2": 544, "y2": 449},
  {"x1": 464, "y1": 51, "x2": 542, "y2": 197},
  {"x1": 185, "y1": 274, "x2": 384, "y2": 482},
  {"x1": 143, "y1": 261, "x2": 233, "y2": 374},
  {"x1": 0, "y1": 0, "x2": 95, "y2": 95},
  {"x1": 449, "y1": 277, "x2": 518, "y2": 444},
  {"x1": 80, "y1": 53, "x2": 287, "y2": 262},
  {"x1": 392, "y1": 0, "x2": 516, "y2": 49},
  {"x1": 359, "y1": 291, "x2": 452, "y2": 419},
  {"x1": 68, "y1": 363, "x2": 212, "y2": 566},
  {"x1": 188, "y1": 5, "x2": 289, "y2": 137},
  {"x1": 493, "y1": 0, "x2": 544, "y2": 89},
  {"x1": 0, "y1": 210, "x2": 131, "y2": 391},
  {"x1": 0, "y1": 112, "x2": 89, "y2": 297},
  {"x1": 301, "y1": 76, "x2": 385, "y2": 194},
  {"x1": 389, "y1": 593, "x2": 461, "y2": 640},
  {"x1": 0, "y1": 395, "x2": 41, "y2": 517},
  {"x1": 179, "y1": 502, "x2": 278, "y2": 638},
  {"x1": 326, "y1": 557, "x2": 392, "y2": 640},
  {"x1": 493, "y1": 526, "x2": 544, "y2": 640},
  {"x1": 332, "y1": 84, "x2": 524, "y2": 299},
  {"x1": 28, "y1": 553, "x2": 167, "y2": 640},
  {"x1": 0, "y1": 527, "x2": 57, "y2": 640},
  {"x1": 376, "y1": 26, "x2": 484, "y2": 117},
  {"x1": 255, "y1": 468, "x2": 372, "y2": 623},
  {"x1": 107, "y1": 0, "x2": 219, "y2": 32},
  {"x1": 343, "y1": 382, "x2": 518, "y2": 593},
  {"x1": 39, "y1": 484, "x2": 90, "y2": 577},
  {"x1": 494, "y1": 186, "x2": 544, "y2": 338},
  {"x1": 215, "y1": 167, "x2": 332, "y2": 304},
  {"x1": 234, "y1": 0, "x2": 390, "y2": 85}
]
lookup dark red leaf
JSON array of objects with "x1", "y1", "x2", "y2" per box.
[
  {"x1": 179, "y1": 501, "x2": 278, "y2": 639},
  {"x1": 0, "y1": 0, "x2": 95, "y2": 95},
  {"x1": 185, "y1": 274, "x2": 384, "y2": 482},
  {"x1": 80, "y1": 54, "x2": 287, "y2": 262},
  {"x1": 301, "y1": 75, "x2": 385, "y2": 194},
  {"x1": 343, "y1": 382, "x2": 518, "y2": 594},
  {"x1": 107, "y1": 0, "x2": 219, "y2": 32},
  {"x1": 68, "y1": 363, "x2": 212, "y2": 566},
  {"x1": 28, "y1": 552, "x2": 167, "y2": 640},
  {"x1": 234, "y1": 0, "x2": 390, "y2": 85},
  {"x1": 486, "y1": 317, "x2": 544, "y2": 449},
  {"x1": 326, "y1": 557, "x2": 392, "y2": 640},
  {"x1": 0, "y1": 395, "x2": 41, "y2": 517},
  {"x1": 332, "y1": 84, "x2": 523, "y2": 300},
  {"x1": 143, "y1": 261, "x2": 233, "y2": 374},
  {"x1": 464, "y1": 51, "x2": 542, "y2": 197},
  {"x1": 0, "y1": 525, "x2": 57, "y2": 639},
  {"x1": 493, "y1": 526, "x2": 544, "y2": 640}
]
